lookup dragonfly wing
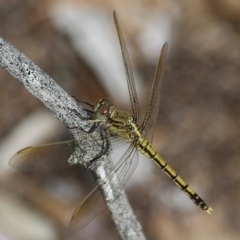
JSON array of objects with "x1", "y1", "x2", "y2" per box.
[
  {"x1": 140, "y1": 43, "x2": 168, "y2": 142},
  {"x1": 69, "y1": 143, "x2": 138, "y2": 232},
  {"x1": 110, "y1": 135, "x2": 129, "y2": 150},
  {"x1": 9, "y1": 140, "x2": 75, "y2": 171},
  {"x1": 113, "y1": 11, "x2": 141, "y2": 124},
  {"x1": 69, "y1": 185, "x2": 105, "y2": 232},
  {"x1": 114, "y1": 144, "x2": 139, "y2": 188}
]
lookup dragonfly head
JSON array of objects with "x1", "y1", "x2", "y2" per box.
[{"x1": 94, "y1": 99, "x2": 116, "y2": 122}]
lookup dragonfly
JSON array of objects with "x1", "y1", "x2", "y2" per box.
[{"x1": 9, "y1": 11, "x2": 212, "y2": 233}]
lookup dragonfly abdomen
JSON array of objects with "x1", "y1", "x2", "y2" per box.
[{"x1": 137, "y1": 138, "x2": 213, "y2": 214}]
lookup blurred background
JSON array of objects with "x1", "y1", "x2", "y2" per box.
[{"x1": 0, "y1": 0, "x2": 240, "y2": 239}]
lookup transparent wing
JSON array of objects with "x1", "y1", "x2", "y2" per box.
[
  {"x1": 114, "y1": 145, "x2": 139, "y2": 188},
  {"x1": 113, "y1": 11, "x2": 141, "y2": 124},
  {"x1": 69, "y1": 185, "x2": 104, "y2": 233},
  {"x1": 110, "y1": 135, "x2": 129, "y2": 150},
  {"x1": 140, "y1": 43, "x2": 168, "y2": 142},
  {"x1": 9, "y1": 140, "x2": 75, "y2": 171},
  {"x1": 69, "y1": 143, "x2": 138, "y2": 232}
]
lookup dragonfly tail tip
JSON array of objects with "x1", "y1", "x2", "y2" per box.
[{"x1": 206, "y1": 207, "x2": 213, "y2": 215}]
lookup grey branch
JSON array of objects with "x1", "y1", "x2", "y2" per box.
[{"x1": 0, "y1": 37, "x2": 146, "y2": 239}]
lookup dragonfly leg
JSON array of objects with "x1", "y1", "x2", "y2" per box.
[
  {"x1": 67, "y1": 122, "x2": 98, "y2": 133},
  {"x1": 84, "y1": 131, "x2": 110, "y2": 169},
  {"x1": 71, "y1": 96, "x2": 94, "y2": 109}
]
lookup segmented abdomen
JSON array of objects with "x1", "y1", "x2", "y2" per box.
[{"x1": 137, "y1": 137, "x2": 213, "y2": 214}]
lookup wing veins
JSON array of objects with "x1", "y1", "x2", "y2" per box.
[
  {"x1": 113, "y1": 11, "x2": 141, "y2": 124},
  {"x1": 9, "y1": 140, "x2": 75, "y2": 171},
  {"x1": 141, "y1": 43, "x2": 168, "y2": 140},
  {"x1": 69, "y1": 143, "x2": 138, "y2": 232}
]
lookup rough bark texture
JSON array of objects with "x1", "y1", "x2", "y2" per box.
[{"x1": 0, "y1": 37, "x2": 146, "y2": 240}]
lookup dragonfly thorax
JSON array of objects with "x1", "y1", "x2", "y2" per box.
[{"x1": 127, "y1": 119, "x2": 142, "y2": 139}]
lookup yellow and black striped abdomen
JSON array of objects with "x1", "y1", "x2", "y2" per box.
[{"x1": 137, "y1": 138, "x2": 213, "y2": 214}]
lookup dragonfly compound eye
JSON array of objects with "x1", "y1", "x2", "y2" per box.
[{"x1": 96, "y1": 105, "x2": 110, "y2": 120}]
